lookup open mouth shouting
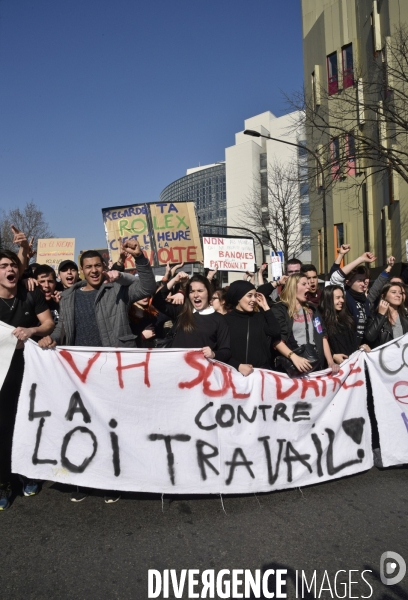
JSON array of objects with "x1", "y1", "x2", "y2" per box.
[
  {"x1": 0, "y1": 261, "x2": 19, "y2": 291},
  {"x1": 189, "y1": 282, "x2": 209, "y2": 311},
  {"x1": 6, "y1": 272, "x2": 17, "y2": 284},
  {"x1": 192, "y1": 296, "x2": 205, "y2": 310}
]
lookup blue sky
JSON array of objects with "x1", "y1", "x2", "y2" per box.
[{"x1": 0, "y1": 1, "x2": 304, "y2": 253}]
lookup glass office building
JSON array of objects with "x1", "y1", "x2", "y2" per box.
[{"x1": 159, "y1": 163, "x2": 227, "y2": 236}]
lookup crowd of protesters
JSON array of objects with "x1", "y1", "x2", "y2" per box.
[{"x1": 1, "y1": 225, "x2": 407, "y2": 510}]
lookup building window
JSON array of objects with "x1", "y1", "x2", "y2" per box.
[
  {"x1": 334, "y1": 223, "x2": 345, "y2": 266},
  {"x1": 331, "y1": 137, "x2": 340, "y2": 178},
  {"x1": 318, "y1": 230, "x2": 323, "y2": 274},
  {"x1": 327, "y1": 52, "x2": 338, "y2": 95},
  {"x1": 342, "y1": 43, "x2": 354, "y2": 89},
  {"x1": 260, "y1": 153, "x2": 267, "y2": 170},
  {"x1": 346, "y1": 133, "x2": 356, "y2": 176},
  {"x1": 381, "y1": 209, "x2": 387, "y2": 264}
]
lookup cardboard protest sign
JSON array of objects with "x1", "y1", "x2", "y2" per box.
[
  {"x1": 149, "y1": 202, "x2": 202, "y2": 265},
  {"x1": 365, "y1": 334, "x2": 408, "y2": 467},
  {"x1": 102, "y1": 202, "x2": 202, "y2": 268},
  {"x1": 203, "y1": 236, "x2": 255, "y2": 272},
  {"x1": 102, "y1": 204, "x2": 153, "y2": 268},
  {"x1": 12, "y1": 343, "x2": 372, "y2": 494},
  {"x1": 37, "y1": 238, "x2": 75, "y2": 271}
]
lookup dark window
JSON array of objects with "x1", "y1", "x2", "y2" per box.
[
  {"x1": 331, "y1": 137, "x2": 340, "y2": 178},
  {"x1": 260, "y1": 153, "x2": 267, "y2": 169},
  {"x1": 301, "y1": 203, "x2": 310, "y2": 217},
  {"x1": 298, "y1": 142, "x2": 308, "y2": 158},
  {"x1": 300, "y1": 183, "x2": 309, "y2": 197},
  {"x1": 311, "y1": 71, "x2": 317, "y2": 109},
  {"x1": 327, "y1": 52, "x2": 338, "y2": 95},
  {"x1": 342, "y1": 44, "x2": 354, "y2": 89},
  {"x1": 346, "y1": 133, "x2": 356, "y2": 176}
]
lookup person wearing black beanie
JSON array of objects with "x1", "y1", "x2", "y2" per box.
[{"x1": 224, "y1": 280, "x2": 281, "y2": 375}]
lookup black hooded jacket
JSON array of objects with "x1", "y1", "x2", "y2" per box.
[{"x1": 224, "y1": 308, "x2": 281, "y2": 370}]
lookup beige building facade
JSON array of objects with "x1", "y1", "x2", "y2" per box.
[{"x1": 302, "y1": 0, "x2": 408, "y2": 273}]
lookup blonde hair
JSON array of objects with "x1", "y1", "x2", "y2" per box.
[{"x1": 279, "y1": 273, "x2": 308, "y2": 318}]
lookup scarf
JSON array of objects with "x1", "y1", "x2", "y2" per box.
[{"x1": 346, "y1": 288, "x2": 367, "y2": 304}]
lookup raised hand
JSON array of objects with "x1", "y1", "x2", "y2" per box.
[
  {"x1": 378, "y1": 299, "x2": 389, "y2": 315},
  {"x1": 122, "y1": 238, "x2": 142, "y2": 257},
  {"x1": 339, "y1": 244, "x2": 351, "y2": 255},
  {"x1": 27, "y1": 237, "x2": 36, "y2": 258},
  {"x1": 387, "y1": 256, "x2": 396, "y2": 267},
  {"x1": 207, "y1": 266, "x2": 218, "y2": 281},
  {"x1": 170, "y1": 263, "x2": 184, "y2": 277},
  {"x1": 361, "y1": 252, "x2": 377, "y2": 263},
  {"x1": 11, "y1": 225, "x2": 29, "y2": 249},
  {"x1": 174, "y1": 271, "x2": 190, "y2": 283},
  {"x1": 255, "y1": 292, "x2": 269, "y2": 311}
]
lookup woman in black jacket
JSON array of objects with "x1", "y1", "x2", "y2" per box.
[
  {"x1": 152, "y1": 272, "x2": 231, "y2": 363},
  {"x1": 365, "y1": 282, "x2": 408, "y2": 348},
  {"x1": 271, "y1": 274, "x2": 338, "y2": 374},
  {"x1": 318, "y1": 285, "x2": 369, "y2": 363},
  {"x1": 223, "y1": 281, "x2": 281, "y2": 375}
]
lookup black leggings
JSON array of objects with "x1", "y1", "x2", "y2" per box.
[{"x1": 0, "y1": 350, "x2": 24, "y2": 485}]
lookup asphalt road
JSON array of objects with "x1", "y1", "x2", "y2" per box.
[{"x1": 0, "y1": 466, "x2": 407, "y2": 600}]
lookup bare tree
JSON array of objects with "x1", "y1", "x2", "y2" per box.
[
  {"x1": 240, "y1": 159, "x2": 304, "y2": 265},
  {"x1": 0, "y1": 201, "x2": 53, "y2": 256},
  {"x1": 288, "y1": 24, "x2": 408, "y2": 206}
]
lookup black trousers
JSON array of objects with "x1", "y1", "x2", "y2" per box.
[{"x1": 0, "y1": 350, "x2": 24, "y2": 485}]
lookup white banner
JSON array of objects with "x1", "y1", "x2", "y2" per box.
[
  {"x1": 203, "y1": 236, "x2": 255, "y2": 272},
  {"x1": 365, "y1": 334, "x2": 408, "y2": 467},
  {"x1": 10, "y1": 342, "x2": 373, "y2": 494},
  {"x1": 0, "y1": 321, "x2": 17, "y2": 386}
]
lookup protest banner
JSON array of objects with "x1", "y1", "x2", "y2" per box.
[
  {"x1": 37, "y1": 238, "x2": 75, "y2": 271},
  {"x1": 203, "y1": 236, "x2": 255, "y2": 272},
  {"x1": 365, "y1": 335, "x2": 408, "y2": 467},
  {"x1": 102, "y1": 202, "x2": 202, "y2": 268},
  {"x1": 11, "y1": 340, "x2": 373, "y2": 494},
  {"x1": 0, "y1": 321, "x2": 17, "y2": 387}
]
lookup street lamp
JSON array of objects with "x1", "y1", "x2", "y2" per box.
[{"x1": 243, "y1": 129, "x2": 328, "y2": 279}]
